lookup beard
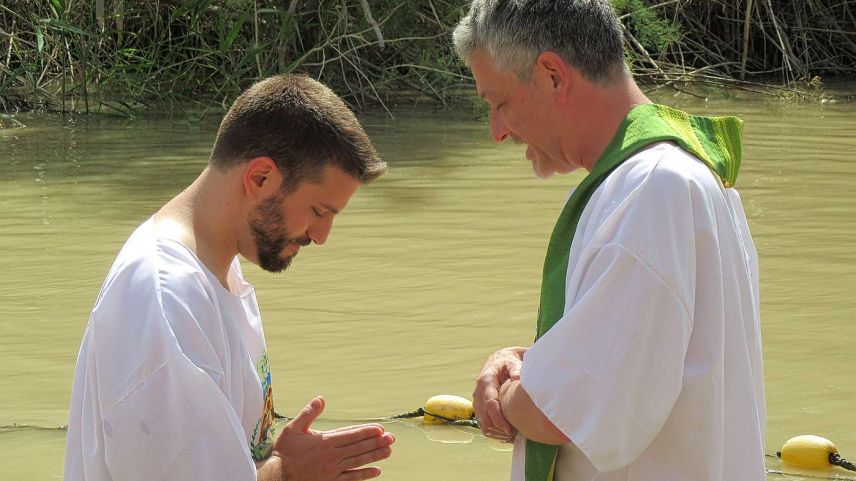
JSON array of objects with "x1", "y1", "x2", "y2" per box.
[{"x1": 249, "y1": 193, "x2": 310, "y2": 273}]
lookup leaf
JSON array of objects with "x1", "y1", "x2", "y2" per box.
[
  {"x1": 42, "y1": 18, "x2": 96, "y2": 38},
  {"x1": 168, "y1": 0, "x2": 210, "y2": 25},
  {"x1": 36, "y1": 26, "x2": 44, "y2": 55},
  {"x1": 49, "y1": 0, "x2": 63, "y2": 16},
  {"x1": 190, "y1": 0, "x2": 214, "y2": 30},
  {"x1": 221, "y1": 13, "x2": 249, "y2": 53}
]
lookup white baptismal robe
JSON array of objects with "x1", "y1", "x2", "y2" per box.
[
  {"x1": 64, "y1": 219, "x2": 275, "y2": 481},
  {"x1": 512, "y1": 143, "x2": 766, "y2": 481}
]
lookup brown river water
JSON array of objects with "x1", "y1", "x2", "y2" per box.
[{"x1": 1, "y1": 89, "x2": 855, "y2": 480}]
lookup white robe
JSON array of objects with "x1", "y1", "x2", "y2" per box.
[
  {"x1": 513, "y1": 143, "x2": 766, "y2": 481},
  {"x1": 64, "y1": 219, "x2": 274, "y2": 481}
]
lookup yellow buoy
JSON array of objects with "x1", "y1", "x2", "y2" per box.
[
  {"x1": 423, "y1": 395, "x2": 475, "y2": 425},
  {"x1": 780, "y1": 435, "x2": 838, "y2": 469}
]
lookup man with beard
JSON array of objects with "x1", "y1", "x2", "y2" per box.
[
  {"x1": 453, "y1": 1, "x2": 765, "y2": 481},
  {"x1": 63, "y1": 75, "x2": 394, "y2": 481}
]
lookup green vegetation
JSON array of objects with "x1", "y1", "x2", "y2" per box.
[
  {"x1": 0, "y1": 0, "x2": 470, "y2": 116},
  {"x1": 0, "y1": 1, "x2": 853, "y2": 117}
]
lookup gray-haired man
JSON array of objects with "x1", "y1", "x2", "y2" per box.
[{"x1": 453, "y1": 2, "x2": 766, "y2": 480}]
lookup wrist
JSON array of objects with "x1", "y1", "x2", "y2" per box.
[
  {"x1": 499, "y1": 379, "x2": 519, "y2": 413},
  {"x1": 256, "y1": 454, "x2": 284, "y2": 480}
]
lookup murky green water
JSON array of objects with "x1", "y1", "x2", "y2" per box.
[{"x1": 1, "y1": 89, "x2": 855, "y2": 481}]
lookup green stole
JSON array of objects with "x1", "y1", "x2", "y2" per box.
[{"x1": 525, "y1": 103, "x2": 743, "y2": 481}]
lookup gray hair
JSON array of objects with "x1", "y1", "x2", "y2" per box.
[{"x1": 452, "y1": 0, "x2": 626, "y2": 84}]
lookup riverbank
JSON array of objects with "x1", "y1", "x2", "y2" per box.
[{"x1": 1, "y1": 0, "x2": 854, "y2": 118}]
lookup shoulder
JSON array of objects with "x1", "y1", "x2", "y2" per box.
[
  {"x1": 575, "y1": 143, "x2": 726, "y2": 275},
  {"x1": 87, "y1": 222, "x2": 228, "y2": 406},
  {"x1": 585, "y1": 142, "x2": 725, "y2": 226},
  {"x1": 612, "y1": 142, "x2": 723, "y2": 198},
  {"x1": 95, "y1": 221, "x2": 216, "y2": 310}
]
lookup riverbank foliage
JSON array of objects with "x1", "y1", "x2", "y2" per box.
[{"x1": 1, "y1": 0, "x2": 854, "y2": 116}]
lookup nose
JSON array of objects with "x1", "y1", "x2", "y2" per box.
[
  {"x1": 490, "y1": 109, "x2": 511, "y2": 143},
  {"x1": 307, "y1": 215, "x2": 334, "y2": 246}
]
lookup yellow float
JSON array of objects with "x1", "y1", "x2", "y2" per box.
[
  {"x1": 422, "y1": 395, "x2": 475, "y2": 425},
  {"x1": 779, "y1": 435, "x2": 856, "y2": 472}
]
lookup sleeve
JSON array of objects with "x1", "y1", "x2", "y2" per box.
[
  {"x1": 87, "y1": 259, "x2": 257, "y2": 481},
  {"x1": 520, "y1": 158, "x2": 705, "y2": 472},
  {"x1": 521, "y1": 243, "x2": 692, "y2": 472}
]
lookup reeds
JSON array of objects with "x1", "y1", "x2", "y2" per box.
[
  {"x1": 0, "y1": 1, "x2": 853, "y2": 116},
  {"x1": 620, "y1": 0, "x2": 856, "y2": 99},
  {"x1": 0, "y1": 0, "x2": 470, "y2": 116}
]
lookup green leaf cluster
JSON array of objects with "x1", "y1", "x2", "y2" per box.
[{"x1": 613, "y1": 0, "x2": 682, "y2": 53}]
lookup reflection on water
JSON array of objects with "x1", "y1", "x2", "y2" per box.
[{"x1": 1, "y1": 89, "x2": 855, "y2": 480}]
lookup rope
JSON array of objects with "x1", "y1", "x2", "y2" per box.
[
  {"x1": 391, "y1": 407, "x2": 480, "y2": 427},
  {"x1": 830, "y1": 453, "x2": 856, "y2": 472},
  {"x1": 275, "y1": 408, "x2": 481, "y2": 427},
  {"x1": 389, "y1": 408, "x2": 425, "y2": 419}
]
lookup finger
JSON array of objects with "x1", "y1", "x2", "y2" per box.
[
  {"x1": 486, "y1": 400, "x2": 513, "y2": 435},
  {"x1": 478, "y1": 417, "x2": 495, "y2": 438},
  {"x1": 493, "y1": 435, "x2": 515, "y2": 443},
  {"x1": 485, "y1": 426, "x2": 513, "y2": 441},
  {"x1": 288, "y1": 395, "x2": 325, "y2": 433},
  {"x1": 338, "y1": 432, "x2": 395, "y2": 457},
  {"x1": 473, "y1": 379, "x2": 500, "y2": 417},
  {"x1": 336, "y1": 467, "x2": 381, "y2": 481},
  {"x1": 327, "y1": 425, "x2": 386, "y2": 447},
  {"x1": 508, "y1": 361, "x2": 522, "y2": 381},
  {"x1": 339, "y1": 446, "x2": 393, "y2": 471},
  {"x1": 326, "y1": 423, "x2": 384, "y2": 434},
  {"x1": 475, "y1": 368, "x2": 502, "y2": 393},
  {"x1": 501, "y1": 433, "x2": 517, "y2": 443},
  {"x1": 473, "y1": 396, "x2": 497, "y2": 436},
  {"x1": 485, "y1": 424, "x2": 516, "y2": 441},
  {"x1": 476, "y1": 380, "x2": 500, "y2": 402}
]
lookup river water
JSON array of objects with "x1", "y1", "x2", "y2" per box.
[{"x1": 1, "y1": 89, "x2": 855, "y2": 480}]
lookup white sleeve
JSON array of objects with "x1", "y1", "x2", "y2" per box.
[
  {"x1": 521, "y1": 242, "x2": 692, "y2": 472},
  {"x1": 86, "y1": 262, "x2": 256, "y2": 481}
]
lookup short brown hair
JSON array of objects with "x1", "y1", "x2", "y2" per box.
[{"x1": 210, "y1": 74, "x2": 386, "y2": 192}]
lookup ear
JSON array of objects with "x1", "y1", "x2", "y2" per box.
[
  {"x1": 242, "y1": 157, "x2": 282, "y2": 201},
  {"x1": 533, "y1": 51, "x2": 573, "y2": 102}
]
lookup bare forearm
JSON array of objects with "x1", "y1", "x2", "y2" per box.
[
  {"x1": 499, "y1": 380, "x2": 569, "y2": 445},
  {"x1": 256, "y1": 456, "x2": 283, "y2": 481}
]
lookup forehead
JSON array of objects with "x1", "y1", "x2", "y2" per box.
[
  {"x1": 468, "y1": 49, "x2": 520, "y2": 100},
  {"x1": 289, "y1": 165, "x2": 361, "y2": 210}
]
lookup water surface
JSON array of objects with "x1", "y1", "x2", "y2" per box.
[{"x1": 1, "y1": 90, "x2": 855, "y2": 480}]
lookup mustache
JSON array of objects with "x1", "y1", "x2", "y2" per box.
[{"x1": 290, "y1": 236, "x2": 311, "y2": 247}]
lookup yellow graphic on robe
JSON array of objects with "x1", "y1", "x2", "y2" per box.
[{"x1": 250, "y1": 350, "x2": 275, "y2": 460}]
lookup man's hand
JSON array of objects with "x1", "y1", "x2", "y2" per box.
[
  {"x1": 473, "y1": 346, "x2": 526, "y2": 443},
  {"x1": 259, "y1": 396, "x2": 395, "y2": 481}
]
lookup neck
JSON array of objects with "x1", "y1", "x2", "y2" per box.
[
  {"x1": 156, "y1": 167, "x2": 244, "y2": 287},
  {"x1": 565, "y1": 76, "x2": 651, "y2": 172}
]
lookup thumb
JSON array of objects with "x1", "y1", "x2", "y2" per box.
[
  {"x1": 288, "y1": 395, "x2": 325, "y2": 433},
  {"x1": 509, "y1": 362, "x2": 521, "y2": 381}
]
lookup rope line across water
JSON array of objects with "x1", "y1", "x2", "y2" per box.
[{"x1": 273, "y1": 408, "x2": 481, "y2": 427}]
